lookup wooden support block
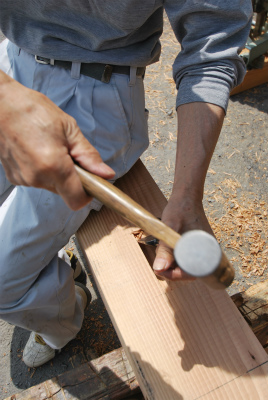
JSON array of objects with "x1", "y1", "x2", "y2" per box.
[
  {"x1": 230, "y1": 58, "x2": 268, "y2": 95},
  {"x1": 232, "y1": 280, "x2": 268, "y2": 353},
  {"x1": 4, "y1": 348, "x2": 141, "y2": 400},
  {"x1": 76, "y1": 160, "x2": 268, "y2": 399}
]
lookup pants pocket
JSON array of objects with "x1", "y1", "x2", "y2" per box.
[{"x1": 89, "y1": 77, "x2": 132, "y2": 177}]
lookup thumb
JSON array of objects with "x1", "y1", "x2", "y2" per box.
[
  {"x1": 153, "y1": 242, "x2": 174, "y2": 272},
  {"x1": 72, "y1": 135, "x2": 115, "y2": 179},
  {"x1": 66, "y1": 119, "x2": 115, "y2": 180},
  {"x1": 153, "y1": 242, "x2": 195, "y2": 281}
]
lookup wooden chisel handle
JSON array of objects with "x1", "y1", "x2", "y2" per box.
[{"x1": 75, "y1": 165, "x2": 180, "y2": 249}]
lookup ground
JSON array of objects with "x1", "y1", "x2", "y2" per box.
[{"x1": 1, "y1": 17, "x2": 268, "y2": 399}]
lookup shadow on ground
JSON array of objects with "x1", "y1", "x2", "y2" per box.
[{"x1": 231, "y1": 83, "x2": 268, "y2": 113}]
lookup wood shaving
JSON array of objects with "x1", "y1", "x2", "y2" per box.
[
  {"x1": 208, "y1": 178, "x2": 268, "y2": 278},
  {"x1": 132, "y1": 228, "x2": 144, "y2": 241}
]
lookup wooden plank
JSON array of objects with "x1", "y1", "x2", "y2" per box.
[
  {"x1": 230, "y1": 58, "x2": 268, "y2": 96},
  {"x1": 4, "y1": 348, "x2": 141, "y2": 400},
  {"x1": 6, "y1": 279, "x2": 268, "y2": 400},
  {"x1": 76, "y1": 159, "x2": 268, "y2": 399}
]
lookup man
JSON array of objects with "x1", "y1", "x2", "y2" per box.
[{"x1": 0, "y1": 1, "x2": 252, "y2": 367}]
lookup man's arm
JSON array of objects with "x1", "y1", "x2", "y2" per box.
[
  {"x1": 154, "y1": 0, "x2": 252, "y2": 280},
  {"x1": 0, "y1": 70, "x2": 115, "y2": 210},
  {"x1": 153, "y1": 102, "x2": 224, "y2": 280}
]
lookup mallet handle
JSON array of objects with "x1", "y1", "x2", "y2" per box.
[{"x1": 75, "y1": 165, "x2": 180, "y2": 249}]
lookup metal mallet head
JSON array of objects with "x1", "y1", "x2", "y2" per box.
[{"x1": 174, "y1": 230, "x2": 234, "y2": 290}]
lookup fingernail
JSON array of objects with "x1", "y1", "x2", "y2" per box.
[
  {"x1": 153, "y1": 259, "x2": 168, "y2": 271},
  {"x1": 100, "y1": 163, "x2": 115, "y2": 176}
]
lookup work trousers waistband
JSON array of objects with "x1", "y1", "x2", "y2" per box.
[{"x1": 35, "y1": 55, "x2": 145, "y2": 83}]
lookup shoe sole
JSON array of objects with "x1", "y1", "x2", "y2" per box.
[{"x1": 74, "y1": 267, "x2": 87, "y2": 285}]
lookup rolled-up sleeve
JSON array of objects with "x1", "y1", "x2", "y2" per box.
[{"x1": 164, "y1": 0, "x2": 253, "y2": 112}]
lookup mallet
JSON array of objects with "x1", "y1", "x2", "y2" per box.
[{"x1": 75, "y1": 165, "x2": 234, "y2": 290}]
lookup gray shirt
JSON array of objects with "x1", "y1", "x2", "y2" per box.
[{"x1": 0, "y1": 0, "x2": 252, "y2": 111}]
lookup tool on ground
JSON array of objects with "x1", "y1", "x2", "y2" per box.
[
  {"x1": 242, "y1": 1, "x2": 268, "y2": 68},
  {"x1": 75, "y1": 165, "x2": 234, "y2": 290}
]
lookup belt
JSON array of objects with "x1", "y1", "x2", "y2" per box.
[{"x1": 35, "y1": 55, "x2": 145, "y2": 83}]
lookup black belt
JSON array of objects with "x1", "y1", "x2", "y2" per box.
[{"x1": 35, "y1": 55, "x2": 145, "y2": 83}]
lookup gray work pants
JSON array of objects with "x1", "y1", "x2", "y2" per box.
[{"x1": 0, "y1": 39, "x2": 148, "y2": 349}]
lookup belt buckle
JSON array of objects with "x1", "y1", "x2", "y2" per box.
[
  {"x1": 35, "y1": 55, "x2": 53, "y2": 65},
  {"x1": 101, "y1": 65, "x2": 113, "y2": 83}
]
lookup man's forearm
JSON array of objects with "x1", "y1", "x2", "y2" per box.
[
  {"x1": 171, "y1": 102, "x2": 225, "y2": 203},
  {"x1": 153, "y1": 102, "x2": 225, "y2": 279}
]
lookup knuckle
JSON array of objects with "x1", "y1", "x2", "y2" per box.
[{"x1": 65, "y1": 115, "x2": 79, "y2": 134}]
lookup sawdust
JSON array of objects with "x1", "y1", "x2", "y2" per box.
[
  {"x1": 207, "y1": 178, "x2": 268, "y2": 279},
  {"x1": 77, "y1": 307, "x2": 119, "y2": 357}
]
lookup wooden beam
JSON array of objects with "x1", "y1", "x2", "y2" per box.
[
  {"x1": 76, "y1": 160, "x2": 268, "y2": 399},
  {"x1": 230, "y1": 58, "x2": 268, "y2": 96}
]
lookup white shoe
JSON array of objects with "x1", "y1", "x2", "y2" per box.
[
  {"x1": 23, "y1": 283, "x2": 92, "y2": 368},
  {"x1": 22, "y1": 332, "x2": 56, "y2": 368}
]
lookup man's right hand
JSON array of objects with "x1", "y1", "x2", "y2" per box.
[{"x1": 0, "y1": 71, "x2": 115, "y2": 210}]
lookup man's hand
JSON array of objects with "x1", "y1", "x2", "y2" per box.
[
  {"x1": 153, "y1": 196, "x2": 213, "y2": 280},
  {"x1": 153, "y1": 102, "x2": 225, "y2": 281},
  {"x1": 0, "y1": 71, "x2": 115, "y2": 210}
]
